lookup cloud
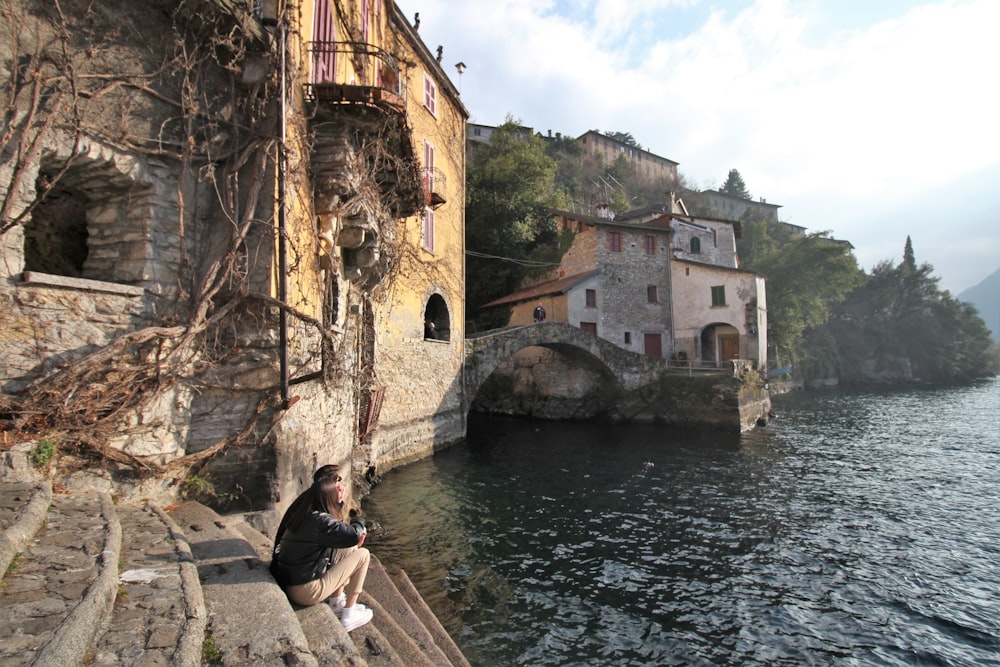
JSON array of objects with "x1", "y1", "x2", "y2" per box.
[{"x1": 399, "y1": 0, "x2": 1000, "y2": 291}]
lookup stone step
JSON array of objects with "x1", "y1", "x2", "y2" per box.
[
  {"x1": 0, "y1": 481, "x2": 52, "y2": 580},
  {"x1": 165, "y1": 501, "x2": 319, "y2": 666},
  {"x1": 360, "y1": 555, "x2": 458, "y2": 667},
  {"x1": 232, "y1": 511, "x2": 467, "y2": 667},
  {"x1": 90, "y1": 503, "x2": 206, "y2": 666},
  {"x1": 0, "y1": 483, "x2": 468, "y2": 667},
  {"x1": 384, "y1": 566, "x2": 471, "y2": 667},
  {"x1": 0, "y1": 490, "x2": 121, "y2": 666}
]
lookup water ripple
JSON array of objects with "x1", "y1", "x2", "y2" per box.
[{"x1": 368, "y1": 379, "x2": 1000, "y2": 666}]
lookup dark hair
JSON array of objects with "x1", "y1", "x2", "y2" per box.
[
  {"x1": 313, "y1": 464, "x2": 341, "y2": 484},
  {"x1": 314, "y1": 476, "x2": 343, "y2": 518},
  {"x1": 273, "y1": 465, "x2": 345, "y2": 546}
]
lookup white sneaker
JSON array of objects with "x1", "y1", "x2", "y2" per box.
[
  {"x1": 341, "y1": 604, "x2": 373, "y2": 632},
  {"x1": 328, "y1": 594, "x2": 347, "y2": 616}
]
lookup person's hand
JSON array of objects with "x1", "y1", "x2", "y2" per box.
[{"x1": 357, "y1": 531, "x2": 367, "y2": 547}]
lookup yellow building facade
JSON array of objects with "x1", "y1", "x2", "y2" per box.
[{"x1": 287, "y1": 0, "x2": 468, "y2": 479}]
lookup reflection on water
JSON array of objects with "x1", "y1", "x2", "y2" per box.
[{"x1": 366, "y1": 380, "x2": 1000, "y2": 666}]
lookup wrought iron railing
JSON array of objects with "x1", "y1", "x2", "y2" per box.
[
  {"x1": 422, "y1": 167, "x2": 447, "y2": 207},
  {"x1": 305, "y1": 41, "x2": 404, "y2": 110}
]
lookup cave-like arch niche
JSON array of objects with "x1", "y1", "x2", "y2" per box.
[
  {"x1": 24, "y1": 173, "x2": 90, "y2": 277},
  {"x1": 423, "y1": 293, "x2": 450, "y2": 341}
]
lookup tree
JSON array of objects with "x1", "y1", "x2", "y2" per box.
[
  {"x1": 466, "y1": 118, "x2": 562, "y2": 328},
  {"x1": 606, "y1": 131, "x2": 641, "y2": 148},
  {"x1": 751, "y1": 232, "x2": 865, "y2": 361},
  {"x1": 903, "y1": 235, "x2": 916, "y2": 270},
  {"x1": 544, "y1": 133, "x2": 585, "y2": 206},
  {"x1": 720, "y1": 168, "x2": 751, "y2": 200},
  {"x1": 736, "y1": 215, "x2": 798, "y2": 268},
  {"x1": 829, "y1": 242, "x2": 999, "y2": 384}
]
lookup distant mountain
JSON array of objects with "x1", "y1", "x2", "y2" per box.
[{"x1": 959, "y1": 268, "x2": 1000, "y2": 342}]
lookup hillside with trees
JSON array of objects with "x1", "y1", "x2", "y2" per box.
[{"x1": 465, "y1": 122, "x2": 999, "y2": 384}]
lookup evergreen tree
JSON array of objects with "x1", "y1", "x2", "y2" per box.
[
  {"x1": 720, "y1": 168, "x2": 751, "y2": 200},
  {"x1": 903, "y1": 235, "x2": 916, "y2": 270}
]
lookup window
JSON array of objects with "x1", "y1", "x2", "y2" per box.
[
  {"x1": 423, "y1": 73, "x2": 437, "y2": 115},
  {"x1": 423, "y1": 140, "x2": 435, "y2": 200},
  {"x1": 361, "y1": 0, "x2": 370, "y2": 43},
  {"x1": 607, "y1": 231, "x2": 621, "y2": 252},
  {"x1": 311, "y1": 0, "x2": 336, "y2": 84},
  {"x1": 422, "y1": 207, "x2": 435, "y2": 252},
  {"x1": 690, "y1": 236, "x2": 701, "y2": 253},
  {"x1": 580, "y1": 322, "x2": 597, "y2": 335},
  {"x1": 711, "y1": 285, "x2": 726, "y2": 307},
  {"x1": 585, "y1": 289, "x2": 596, "y2": 307},
  {"x1": 643, "y1": 234, "x2": 656, "y2": 255},
  {"x1": 647, "y1": 285, "x2": 658, "y2": 304},
  {"x1": 624, "y1": 332, "x2": 632, "y2": 344}
]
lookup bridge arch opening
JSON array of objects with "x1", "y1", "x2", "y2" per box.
[{"x1": 470, "y1": 342, "x2": 624, "y2": 421}]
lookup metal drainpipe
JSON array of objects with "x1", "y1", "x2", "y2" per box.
[{"x1": 277, "y1": 20, "x2": 290, "y2": 409}]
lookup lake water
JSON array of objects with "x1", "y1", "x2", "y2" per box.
[{"x1": 365, "y1": 379, "x2": 1000, "y2": 666}]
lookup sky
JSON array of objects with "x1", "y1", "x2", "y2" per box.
[{"x1": 395, "y1": 0, "x2": 1000, "y2": 294}]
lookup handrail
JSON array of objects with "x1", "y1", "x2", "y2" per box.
[{"x1": 306, "y1": 40, "x2": 403, "y2": 105}]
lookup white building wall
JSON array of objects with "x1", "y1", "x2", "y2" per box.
[
  {"x1": 565, "y1": 274, "x2": 601, "y2": 330},
  {"x1": 671, "y1": 260, "x2": 764, "y2": 365}
]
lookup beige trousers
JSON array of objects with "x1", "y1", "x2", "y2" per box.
[{"x1": 286, "y1": 546, "x2": 371, "y2": 607}]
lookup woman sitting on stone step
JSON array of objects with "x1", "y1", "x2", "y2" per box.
[{"x1": 270, "y1": 465, "x2": 374, "y2": 632}]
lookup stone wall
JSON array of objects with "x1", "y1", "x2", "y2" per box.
[
  {"x1": 472, "y1": 346, "x2": 771, "y2": 431},
  {"x1": 671, "y1": 218, "x2": 739, "y2": 268},
  {"x1": 595, "y1": 225, "x2": 673, "y2": 355}
]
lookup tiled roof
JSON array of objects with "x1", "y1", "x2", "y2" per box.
[{"x1": 480, "y1": 270, "x2": 599, "y2": 308}]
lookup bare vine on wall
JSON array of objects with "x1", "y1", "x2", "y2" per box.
[{"x1": 0, "y1": 0, "x2": 343, "y2": 483}]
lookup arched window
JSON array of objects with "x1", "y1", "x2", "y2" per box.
[
  {"x1": 423, "y1": 293, "x2": 450, "y2": 341},
  {"x1": 690, "y1": 236, "x2": 701, "y2": 254}
]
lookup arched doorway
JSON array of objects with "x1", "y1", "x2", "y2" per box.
[
  {"x1": 423, "y1": 292, "x2": 451, "y2": 341},
  {"x1": 700, "y1": 323, "x2": 740, "y2": 368}
]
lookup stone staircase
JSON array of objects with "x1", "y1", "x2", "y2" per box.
[{"x1": 0, "y1": 480, "x2": 469, "y2": 666}]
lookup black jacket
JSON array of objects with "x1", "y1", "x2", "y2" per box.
[{"x1": 270, "y1": 510, "x2": 365, "y2": 586}]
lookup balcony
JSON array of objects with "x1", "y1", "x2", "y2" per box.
[
  {"x1": 305, "y1": 41, "x2": 405, "y2": 113},
  {"x1": 423, "y1": 167, "x2": 447, "y2": 209}
]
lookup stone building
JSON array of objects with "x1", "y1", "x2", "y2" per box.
[
  {"x1": 685, "y1": 189, "x2": 783, "y2": 224},
  {"x1": 0, "y1": 0, "x2": 466, "y2": 510},
  {"x1": 483, "y1": 205, "x2": 767, "y2": 368},
  {"x1": 576, "y1": 130, "x2": 679, "y2": 186}
]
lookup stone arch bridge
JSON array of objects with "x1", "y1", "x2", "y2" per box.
[
  {"x1": 462, "y1": 321, "x2": 770, "y2": 431},
  {"x1": 463, "y1": 322, "x2": 666, "y2": 405}
]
